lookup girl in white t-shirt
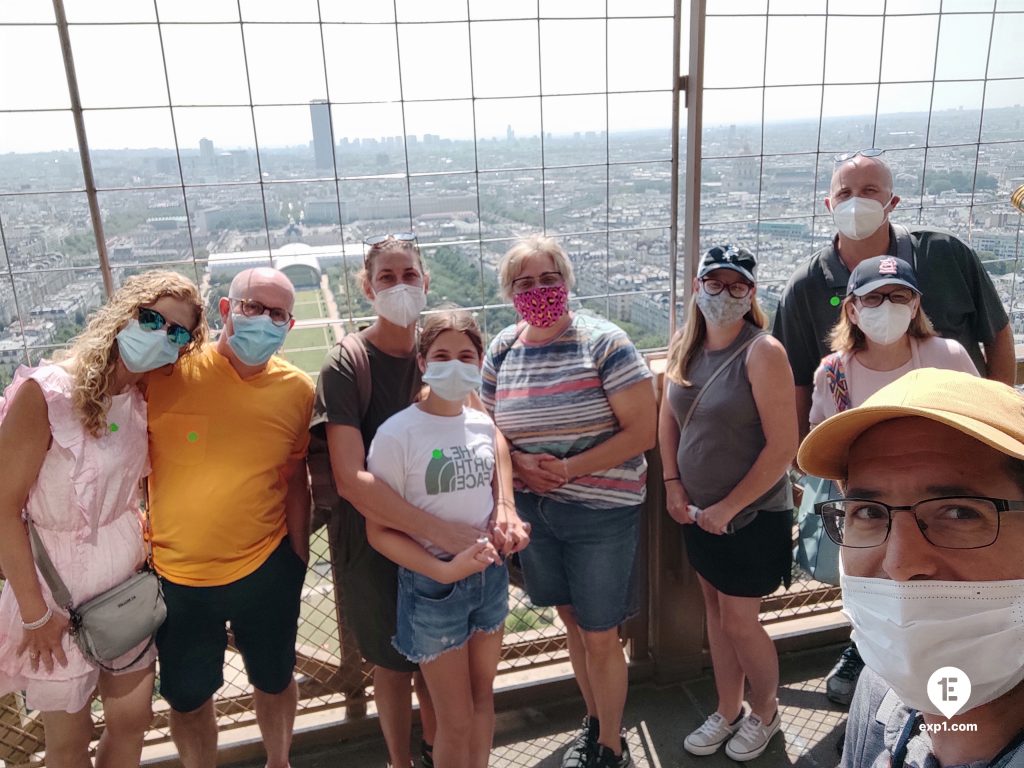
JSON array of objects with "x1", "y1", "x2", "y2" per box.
[{"x1": 366, "y1": 310, "x2": 529, "y2": 768}]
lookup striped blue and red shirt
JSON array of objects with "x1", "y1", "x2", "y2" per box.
[{"x1": 481, "y1": 313, "x2": 652, "y2": 509}]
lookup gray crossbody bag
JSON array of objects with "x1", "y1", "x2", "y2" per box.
[{"x1": 27, "y1": 490, "x2": 166, "y2": 671}]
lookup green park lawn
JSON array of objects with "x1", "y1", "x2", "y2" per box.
[{"x1": 292, "y1": 289, "x2": 326, "y2": 321}]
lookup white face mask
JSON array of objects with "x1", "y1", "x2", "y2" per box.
[
  {"x1": 422, "y1": 360, "x2": 481, "y2": 402},
  {"x1": 374, "y1": 283, "x2": 426, "y2": 327},
  {"x1": 852, "y1": 302, "x2": 913, "y2": 345},
  {"x1": 831, "y1": 196, "x2": 892, "y2": 240},
  {"x1": 842, "y1": 575, "x2": 1024, "y2": 715}
]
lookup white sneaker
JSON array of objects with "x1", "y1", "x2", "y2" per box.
[
  {"x1": 683, "y1": 711, "x2": 743, "y2": 756},
  {"x1": 724, "y1": 710, "x2": 782, "y2": 762}
]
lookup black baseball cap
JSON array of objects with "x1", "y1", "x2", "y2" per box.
[
  {"x1": 698, "y1": 245, "x2": 757, "y2": 282},
  {"x1": 847, "y1": 255, "x2": 920, "y2": 297}
]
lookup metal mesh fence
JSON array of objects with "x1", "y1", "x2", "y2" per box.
[{"x1": 0, "y1": 520, "x2": 573, "y2": 765}]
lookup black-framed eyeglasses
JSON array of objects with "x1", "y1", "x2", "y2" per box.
[
  {"x1": 700, "y1": 277, "x2": 753, "y2": 298},
  {"x1": 833, "y1": 148, "x2": 885, "y2": 164},
  {"x1": 364, "y1": 232, "x2": 417, "y2": 247},
  {"x1": 856, "y1": 289, "x2": 915, "y2": 308},
  {"x1": 229, "y1": 297, "x2": 292, "y2": 326},
  {"x1": 138, "y1": 307, "x2": 193, "y2": 348},
  {"x1": 814, "y1": 496, "x2": 1024, "y2": 549},
  {"x1": 511, "y1": 271, "x2": 564, "y2": 294}
]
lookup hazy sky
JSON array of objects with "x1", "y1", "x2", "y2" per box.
[{"x1": 0, "y1": 0, "x2": 1022, "y2": 153}]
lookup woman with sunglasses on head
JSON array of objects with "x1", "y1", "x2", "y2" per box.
[
  {"x1": 314, "y1": 234, "x2": 527, "y2": 768},
  {"x1": 659, "y1": 246, "x2": 796, "y2": 762},
  {"x1": 481, "y1": 235, "x2": 657, "y2": 768},
  {"x1": 805, "y1": 255, "x2": 978, "y2": 714},
  {"x1": 0, "y1": 271, "x2": 204, "y2": 767}
]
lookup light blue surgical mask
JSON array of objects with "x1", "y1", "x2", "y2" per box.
[
  {"x1": 227, "y1": 313, "x2": 288, "y2": 366},
  {"x1": 116, "y1": 319, "x2": 180, "y2": 373},
  {"x1": 422, "y1": 360, "x2": 482, "y2": 402}
]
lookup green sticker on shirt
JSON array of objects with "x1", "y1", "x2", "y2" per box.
[
  {"x1": 187, "y1": 431, "x2": 199, "y2": 443},
  {"x1": 830, "y1": 295, "x2": 841, "y2": 307},
  {"x1": 109, "y1": 423, "x2": 119, "y2": 433}
]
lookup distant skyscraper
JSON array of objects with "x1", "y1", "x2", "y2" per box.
[
  {"x1": 506, "y1": 124, "x2": 515, "y2": 141},
  {"x1": 309, "y1": 99, "x2": 333, "y2": 171},
  {"x1": 199, "y1": 137, "x2": 215, "y2": 165}
]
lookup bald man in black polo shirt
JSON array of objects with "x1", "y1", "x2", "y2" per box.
[{"x1": 773, "y1": 151, "x2": 1014, "y2": 440}]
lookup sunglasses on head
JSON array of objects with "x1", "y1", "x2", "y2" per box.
[
  {"x1": 364, "y1": 232, "x2": 417, "y2": 247},
  {"x1": 833, "y1": 148, "x2": 885, "y2": 164},
  {"x1": 138, "y1": 307, "x2": 193, "y2": 348}
]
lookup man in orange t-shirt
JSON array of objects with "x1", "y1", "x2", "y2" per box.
[{"x1": 147, "y1": 267, "x2": 314, "y2": 768}]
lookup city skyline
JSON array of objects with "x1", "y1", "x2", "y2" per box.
[{"x1": 1, "y1": 1, "x2": 1022, "y2": 386}]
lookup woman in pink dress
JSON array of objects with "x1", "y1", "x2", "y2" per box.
[{"x1": 0, "y1": 271, "x2": 205, "y2": 767}]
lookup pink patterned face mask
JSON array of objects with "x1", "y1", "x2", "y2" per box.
[{"x1": 513, "y1": 283, "x2": 569, "y2": 328}]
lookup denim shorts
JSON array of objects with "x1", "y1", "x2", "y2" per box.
[
  {"x1": 515, "y1": 492, "x2": 641, "y2": 632},
  {"x1": 393, "y1": 563, "x2": 509, "y2": 664}
]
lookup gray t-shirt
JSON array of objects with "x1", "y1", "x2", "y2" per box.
[
  {"x1": 309, "y1": 334, "x2": 424, "y2": 563},
  {"x1": 310, "y1": 333, "x2": 422, "y2": 453},
  {"x1": 843, "y1": 668, "x2": 1024, "y2": 768},
  {"x1": 772, "y1": 225, "x2": 1009, "y2": 386}
]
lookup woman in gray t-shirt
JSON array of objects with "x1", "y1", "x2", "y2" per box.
[{"x1": 658, "y1": 245, "x2": 797, "y2": 762}]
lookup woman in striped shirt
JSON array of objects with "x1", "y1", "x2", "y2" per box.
[{"x1": 481, "y1": 235, "x2": 657, "y2": 768}]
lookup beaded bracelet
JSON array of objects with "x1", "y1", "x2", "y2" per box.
[{"x1": 21, "y1": 607, "x2": 52, "y2": 631}]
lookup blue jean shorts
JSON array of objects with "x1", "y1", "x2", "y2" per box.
[
  {"x1": 515, "y1": 492, "x2": 641, "y2": 632},
  {"x1": 393, "y1": 563, "x2": 509, "y2": 664}
]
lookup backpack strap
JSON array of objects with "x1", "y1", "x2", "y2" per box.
[
  {"x1": 309, "y1": 331, "x2": 372, "y2": 523},
  {"x1": 891, "y1": 223, "x2": 915, "y2": 268},
  {"x1": 822, "y1": 352, "x2": 852, "y2": 413},
  {"x1": 339, "y1": 332, "x2": 371, "y2": 420}
]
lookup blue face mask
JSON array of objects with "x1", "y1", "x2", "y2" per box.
[
  {"x1": 116, "y1": 319, "x2": 181, "y2": 373},
  {"x1": 226, "y1": 313, "x2": 288, "y2": 366}
]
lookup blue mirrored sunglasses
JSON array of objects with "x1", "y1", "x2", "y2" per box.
[{"x1": 138, "y1": 307, "x2": 193, "y2": 348}]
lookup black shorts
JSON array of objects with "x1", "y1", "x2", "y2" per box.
[
  {"x1": 683, "y1": 509, "x2": 794, "y2": 597},
  {"x1": 157, "y1": 538, "x2": 306, "y2": 713}
]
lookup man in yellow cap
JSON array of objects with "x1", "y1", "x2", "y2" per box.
[{"x1": 798, "y1": 368, "x2": 1024, "y2": 768}]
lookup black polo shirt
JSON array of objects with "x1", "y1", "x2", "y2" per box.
[{"x1": 772, "y1": 225, "x2": 1008, "y2": 386}]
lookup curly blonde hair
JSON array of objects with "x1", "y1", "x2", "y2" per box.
[{"x1": 60, "y1": 270, "x2": 206, "y2": 437}]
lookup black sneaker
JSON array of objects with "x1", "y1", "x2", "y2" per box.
[
  {"x1": 826, "y1": 645, "x2": 865, "y2": 706},
  {"x1": 421, "y1": 739, "x2": 434, "y2": 768},
  {"x1": 562, "y1": 716, "x2": 599, "y2": 768},
  {"x1": 588, "y1": 737, "x2": 632, "y2": 768}
]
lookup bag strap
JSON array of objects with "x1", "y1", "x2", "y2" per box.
[
  {"x1": 681, "y1": 331, "x2": 767, "y2": 433},
  {"x1": 340, "y1": 332, "x2": 371, "y2": 420},
  {"x1": 26, "y1": 518, "x2": 74, "y2": 611},
  {"x1": 891, "y1": 223, "x2": 915, "y2": 268},
  {"x1": 823, "y1": 352, "x2": 852, "y2": 413},
  {"x1": 28, "y1": 478, "x2": 156, "y2": 612}
]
